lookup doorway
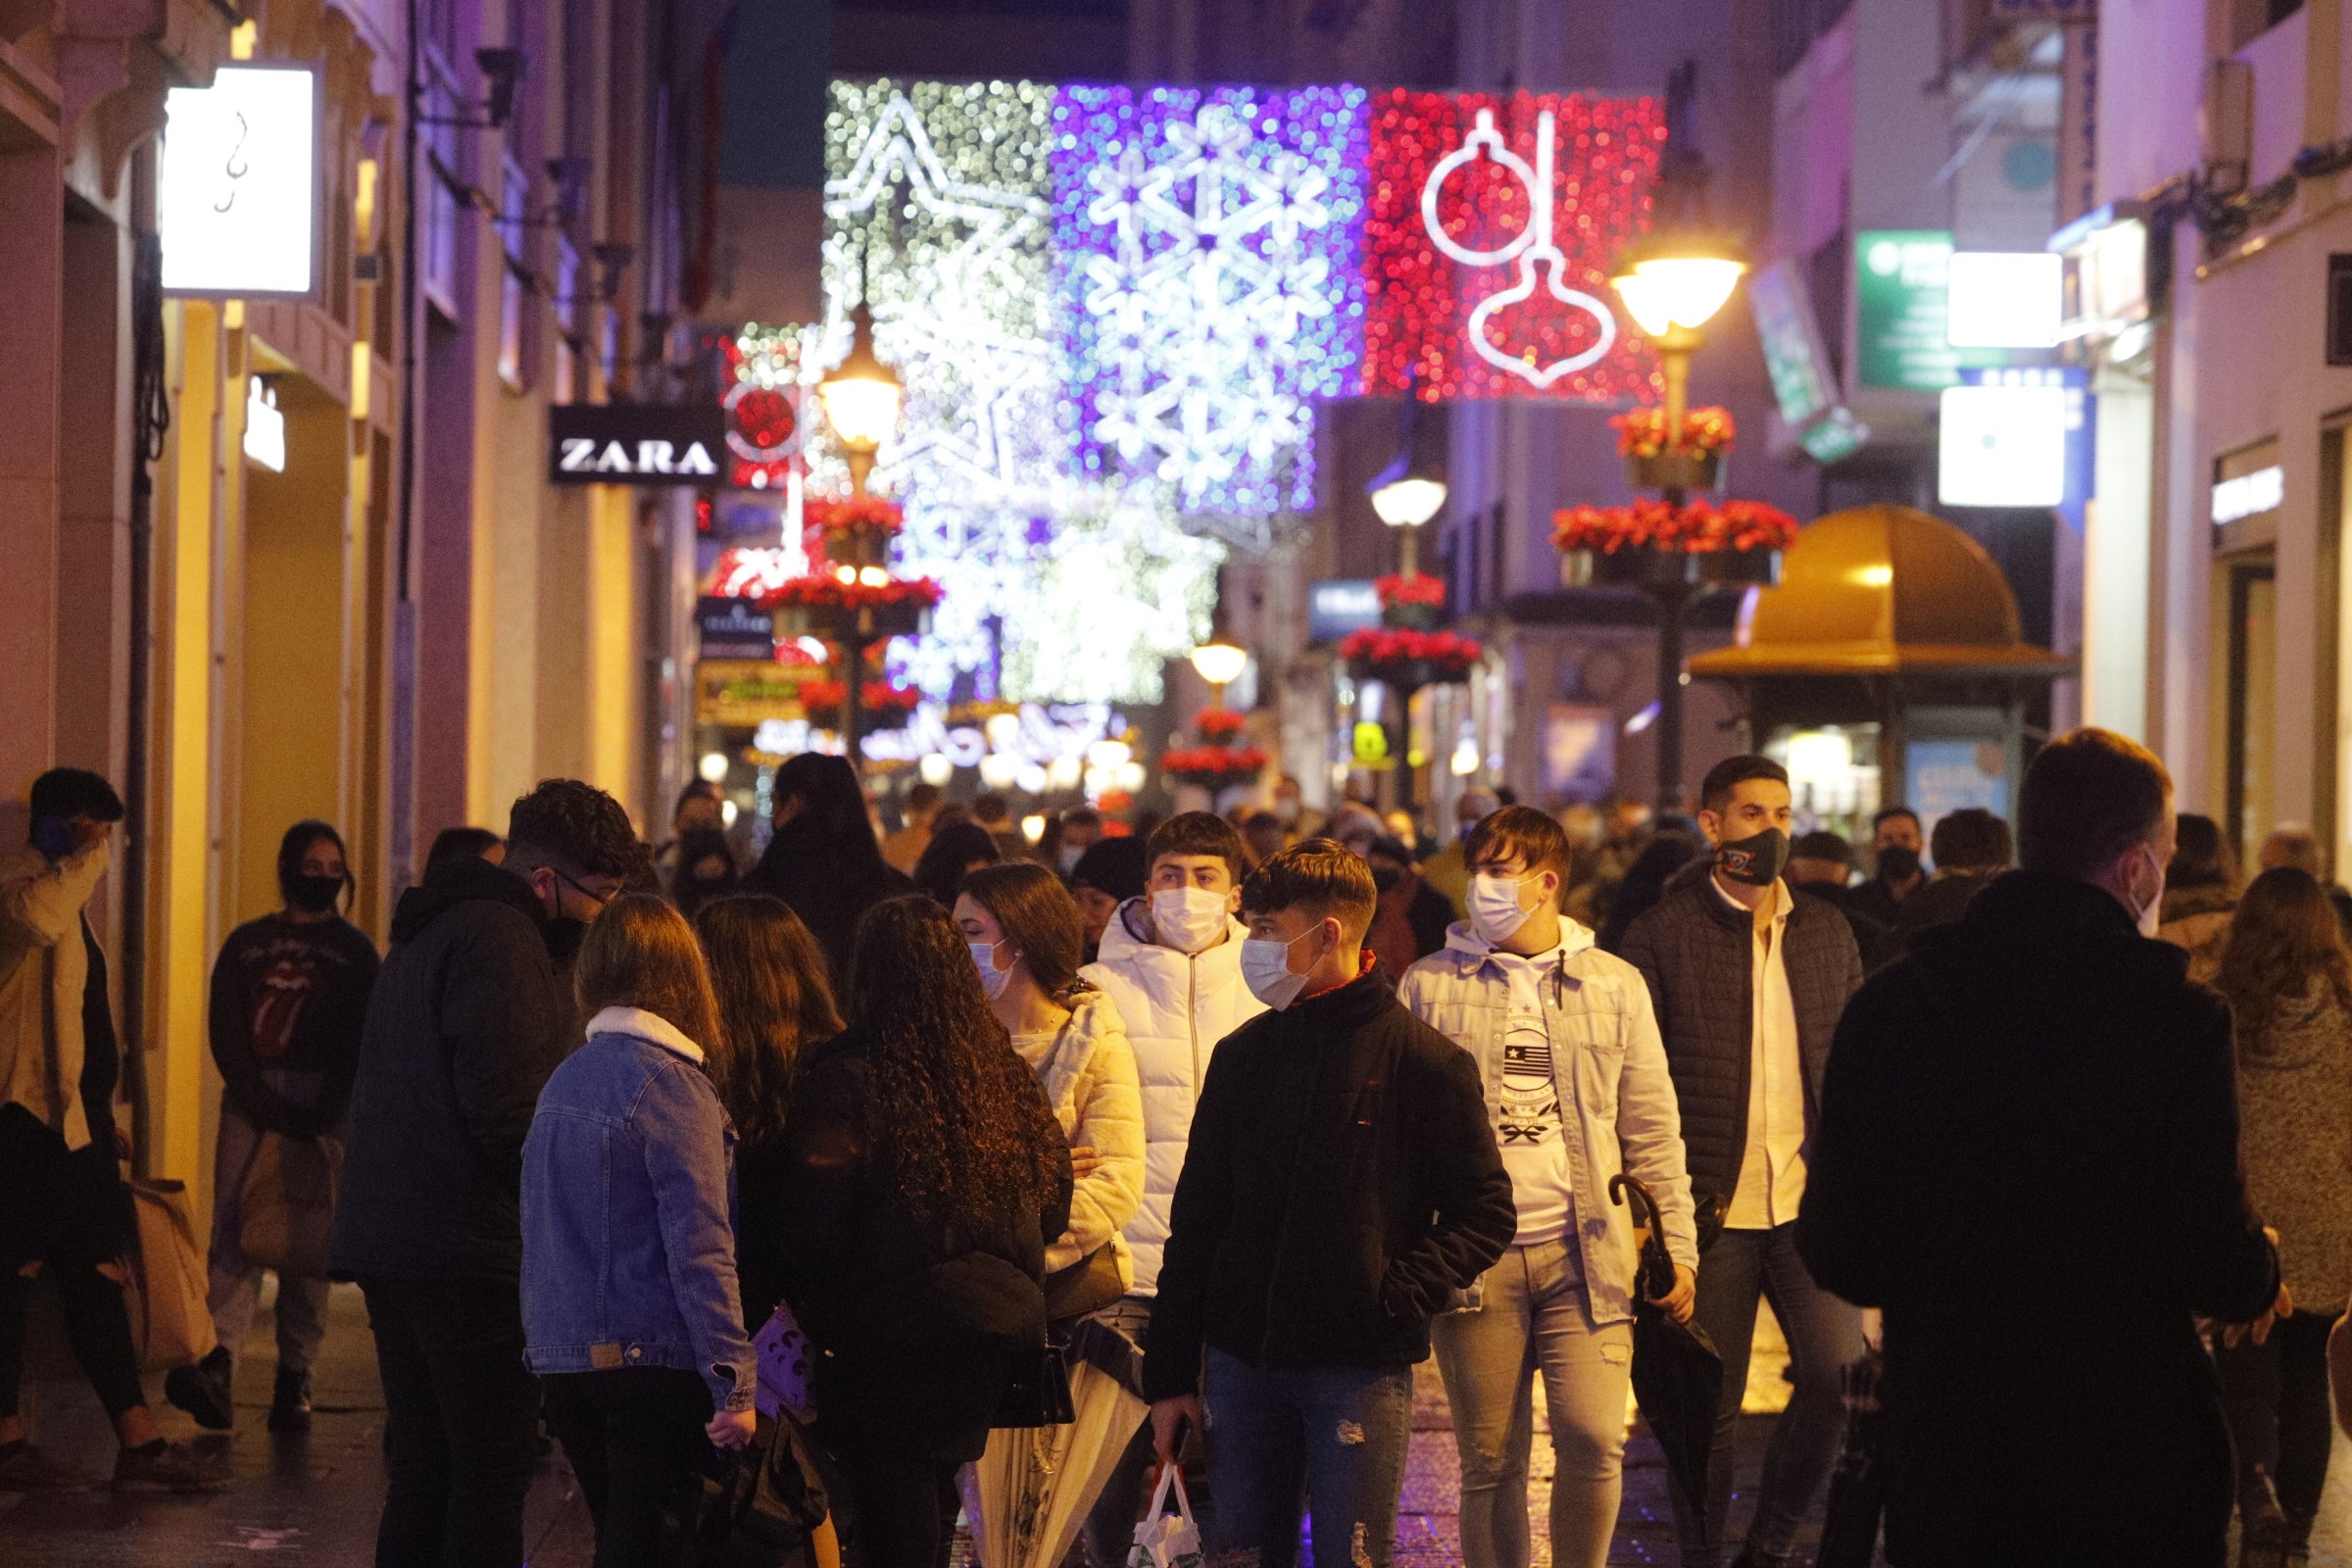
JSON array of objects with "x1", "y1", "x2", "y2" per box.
[{"x1": 2225, "y1": 555, "x2": 2278, "y2": 873}]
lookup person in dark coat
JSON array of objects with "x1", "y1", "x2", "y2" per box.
[
  {"x1": 911, "y1": 818, "x2": 1003, "y2": 910},
  {"x1": 745, "y1": 754, "x2": 913, "y2": 994},
  {"x1": 1842, "y1": 806, "x2": 1924, "y2": 928},
  {"x1": 1890, "y1": 807, "x2": 2011, "y2": 952},
  {"x1": 1069, "y1": 834, "x2": 1149, "y2": 964},
  {"x1": 1593, "y1": 830, "x2": 1702, "y2": 955},
  {"x1": 1785, "y1": 829, "x2": 1901, "y2": 974},
  {"x1": 1617, "y1": 757, "x2": 1865, "y2": 1568},
  {"x1": 1144, "y1": 842, "x2": 1514, "y2": 1568},
  {"x1": 1798, "y1": 729, "x2": 2283, "y2": 1568},
  {"x1": 773, "y1": 896, "x2": 1072, "y2": 1568},
  {"x1": 329, "y1": 778, "x2": 641, "y2": 1568}
]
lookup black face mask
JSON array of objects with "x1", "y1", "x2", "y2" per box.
[
  {"x1": 286, "y1": 873, "x2": 344, "y2": 914},
  {"x1": 1716, "y1": 827, "x2": 1790, "y2": 887},
  {"x1": 1877, "y1": 845, "x2": 1922, "y2": 884},
  {"x1": 1371, "y1": 865, "x2": 1403, "y2": 894},
  {"x1": 544, "y1": 917, "x2": 590, "y2": 964}
]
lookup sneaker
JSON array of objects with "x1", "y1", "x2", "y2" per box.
[
  {"x1": 267, "y1": 1368, "x2": 312, "y2": 1434},
  {"x1": 165, "y1": 1346, "x2": 234, "y2": 1431},
  {"x1": 0, "y1": 1441, "x2": 91, "y2": 1491},
  {"x1": 112, "y1": 1439, "x2": 231, "y2": 1493}
]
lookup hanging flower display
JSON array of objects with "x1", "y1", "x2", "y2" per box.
[
  {"x1": 759, "y1": 574, "x2": 945, "y2": 612},
  {"x1": 1552, "y1": 497, "x2": 1799, "y2": 556},
  {"x1": 803, "y1": 494, "x2": 906, "y2": 536},
  {"x1": 1610, "y1": 405, "x2": 1736, "y2": 460},
  {"x1": 1162, "y1": 744, "x2": 1272, "y2": 788},
  {"x1": 1340, "y1": 626, "x2": 1484, "y2": 686},
  {"x1": 1374, "y1": 573, "x2": 1447, "y2": 610},
  {"x1": 1195, "y1": 708, "x2": 1249, "y2": 743},
  {"x1": 800, "y1": 678, "x2": 923, "y2": 732}
]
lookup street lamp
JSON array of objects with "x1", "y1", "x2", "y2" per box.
[
  {"x1": 1189, "y1": 637, "x2": 1249, "y2": 709},
  {"x1": 818, "y1": 298, "x2": 901, "y2": 498},
  {"x1": 1607, "y1": 59, "x2": 1748, "y2": 813},
  {"x1": 1368, "y1": 378, "x2": 1446, "y2": 577}
]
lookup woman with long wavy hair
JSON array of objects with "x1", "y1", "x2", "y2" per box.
[
  {"x1": 775, "y1": 895, "x2": 1073, "y2": 1568},
  {"x1": 693, "y1": 895, "x2": 842, "y2": 1331},
  {"x1": 2210, "y1": 866, "x2": 2352, "y2": 1562}
]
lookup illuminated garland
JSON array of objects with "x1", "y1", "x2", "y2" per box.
[
  {"x1": 1361, "y1": 89, "x2": 1662, "y2": 403},
  {"x1": 1052, "y1": 84, "x2": 1367, "y2": 514},
  {"x1": 1551, "y1": 498, "x2": 1799, "y2": 555}
]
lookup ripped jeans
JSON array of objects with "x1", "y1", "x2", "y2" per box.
[
  {"x1": 1202, "y1": 1348, "x2": 1412, "y2": 1568},
  {"x1": 1430, "y1": 1240, "x2": 1635, "y2": 1568}
]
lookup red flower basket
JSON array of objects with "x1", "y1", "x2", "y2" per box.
[
  {"x1": 1195, "y1": 709, "x2": 1249, "y2": 743},
  {"x1": 1374, "y1": 573, "x2": 1448, "y2": 610},
  {"x1": 1340, "y1": 627, "x2": 1484, "y2": 687},
  {"x1": 1162, "y1": 745, "x2": 1270, "y2": 790},
  {"x1": 1611, "y1": 406, "x2": 1737, "y2": 460},
  {"x1": 801, "y1": 678, "x2": 922, "y2": 732},
  {"x1": 802, "y1": 494, "x2": 905, "y2": 535},
  {"x1": 1551, "y1": 498, "x2": 1799, "y2": 556}
]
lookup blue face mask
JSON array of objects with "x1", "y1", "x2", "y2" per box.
[{"x1": 970, "y1": 941, "x2": 1013, "y2": 1001}]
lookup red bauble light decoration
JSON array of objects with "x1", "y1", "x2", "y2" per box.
[{"x1": 1361, "y1": 88, "x2": 1666, "y2": 405}]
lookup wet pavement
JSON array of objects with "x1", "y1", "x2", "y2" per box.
[{"x1": 6, "y1": 1282, "x2": 2352, "y2": 1566}]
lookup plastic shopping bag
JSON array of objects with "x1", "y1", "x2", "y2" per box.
[
  {"x1": 1126, "y1": 1460, "x2": 1203, "y2": 1568},
  {"x1": 752, "y1": 1299, "x2": 818, "y2": 1424}
]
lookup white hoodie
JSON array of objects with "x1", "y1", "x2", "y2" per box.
[{"x1": 1077, "y1": 897, "x2": 1266, "y2": 1296}]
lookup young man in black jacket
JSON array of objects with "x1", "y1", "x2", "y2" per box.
[
  {"x1": 1799, "y1": 730, "x2": 2282, "y2": 1568},
  {"x1": 1144, "y1": 840, "x2": 1514, "y2": 1568},
  {"x1": 329, "y1": 778, "x2": 640, "y2": 1568}
]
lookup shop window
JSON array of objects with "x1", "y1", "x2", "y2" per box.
[
  {"x1": 498, "y1": 159, "x2": 529, "y2": 391},
  {"x1": 1763, "y1": 723, "x2": 1882, "y2": 845},
  {"x1": 2227, "y1": 559, "x2": 2278, "y2": 871}
]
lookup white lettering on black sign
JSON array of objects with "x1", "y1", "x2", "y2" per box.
[{"x1": 558, "y1": 437, "x2": 720, "y2": 477}]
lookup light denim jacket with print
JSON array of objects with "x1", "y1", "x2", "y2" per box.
[
  {"x1": 521, "y1": 1005, "x2": 755, "y2": 1412},
  {"x1": 1397, "y1": 920, "x2": 1699, "y2": 1326}
]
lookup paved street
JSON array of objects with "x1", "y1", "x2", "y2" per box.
[{"x1": 7, "y1": 1283, "x2": 2352, "y2": 1566}]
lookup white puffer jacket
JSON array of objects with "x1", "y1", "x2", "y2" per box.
[
  {"x1": 1011, "y1": 988, "x2": 1145, "y2": 1278},
  {"x1": 1078, "y1": 899, "x2": 1266, "y2": 1295}
]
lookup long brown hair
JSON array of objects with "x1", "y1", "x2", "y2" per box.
[
  {"x1": 695, "y1": 895, "x2": 843, "y2": 1143},
  {"x1": 2213, "y1": 867, "x2": 2352, "y2": 1049},
  {"x1": 958, "y1": 861, "x2": 1086, "y2": 1002},
  {"x1": 575, "y1": 895, "x2": 722, "y2": 1055},
  {"x1": 847, "y1": 896, "x2": 1058, "y2": 1225}
]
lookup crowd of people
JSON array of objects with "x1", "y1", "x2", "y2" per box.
[{"x1": 1, "y1": 731, "x2": 2349, "y2": 1568}]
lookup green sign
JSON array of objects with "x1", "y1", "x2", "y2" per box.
[
  {"x1": 1855, "y1": 230, "x2": 1960, "y2": 391},
  {"x1": 1800, "y1": 407, "x2": 1871, "y2": 465},
  {"x1": 1750, "y1": 261, "x2": 1835, "y2": 427}
]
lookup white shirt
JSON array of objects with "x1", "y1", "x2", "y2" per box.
[
  {"x1": 1486, "y1": 939, "x2": 1574, "y2": 1245},
  {"x1": 1715, "y1": 875, "x2": 1807, "y2": 1229}
]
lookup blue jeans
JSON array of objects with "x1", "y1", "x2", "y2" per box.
[
  {"x1": 1204, "y1": 1348, "x2": 1413, "y2": 1568},
  {"x1": 1670, "y1": 1222, "x2": 1865, "y2": 1567}
]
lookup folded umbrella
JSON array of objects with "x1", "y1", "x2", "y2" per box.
[
  {"x1": 1813, "y1": 1348, "x2": 1887, "y2": 1568},
  {"x1": 1609, "y1": 1171, "x2": 1725, "y2": 1518}
]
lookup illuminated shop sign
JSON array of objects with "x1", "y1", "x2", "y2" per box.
[
  {"x1": 243, "y1": 378, "x2": 286, "y2": 471},
  {"x1": 548, "y1": 405, "x2": 727, "y2": 486},
  {"x1": 161, "y1": 67, "x2": 319, "y2": 297},
  {"x1": 1945, "y1": 252, "x2": 2063, "y2": 349},
  {"x1": 1937, "y1": 382, "x2": 2066, "y2": 508},
  {"x1": 2212, "y1": 439, "x2": 2284, "y2": 530}
]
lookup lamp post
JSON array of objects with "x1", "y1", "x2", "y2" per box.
[
  {"x1": 1189, "y1": 637, "x2": 1249, "y2": 710},
  {"x1": 1368, "y1": 377, "x2": 1448, "y2": 578},
  {"x1": 816, "y1": 297, "x2": 904, "y2": 769},
  {"x1": 1609, "y1": 60, "x2": 1746, "y2": 811}
]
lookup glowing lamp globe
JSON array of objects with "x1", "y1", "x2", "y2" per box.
[
  {"x1": 1610, "y1": 253, "x2": 1745, "y2": 336},
  {"x1": 1189, "y1": 640, "x2": 1249, "y2": 689},
  {"x1": 817, "y1": 302, "x2": 902, "y2": 454},
  {"x1": 1370, "y1": 476, "x2": 1448, "y2": 529}
]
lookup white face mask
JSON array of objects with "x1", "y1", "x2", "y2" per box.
[
  {"x1": 1151, "y1": 886, "x2": 1229, "y2": 955},
  {"x1": 1467, "y1": 872, "x2": 1540, "y2": 947},
  {"x1": 1058, "y1": 844, "x2": 1087, "y2": 876},
  {"x1": 969, "y1": 940, "x2": 1013, "y2": 1001},
  {"x1": 2132, "y1": 843, "x2": 2166, "y2": 939},
  {"x1": 1240, "y1": 924, "x2": 1327, "y2": 1011}
]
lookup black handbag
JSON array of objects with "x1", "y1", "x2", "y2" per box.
[
  {"x1": 676, "y1": 1411, "x2": 832, "y2": 1568},
  {"x1": 989, "y1": 1334, "x2": 1077, "y2": 1429},
  {"x1": 1041, "y1": 1241, "x2": 1126, "y2": 1324}
]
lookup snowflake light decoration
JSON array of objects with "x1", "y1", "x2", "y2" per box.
[
  {"x1": 996, "y1": 490, "x2": 1223, "y2": 705},
  {"x1": 822, "y1": 79, "x2": 1226, "y2": 705},
  {"x1": 1052, "y1": 85, "x2": 1366, "y2": 516},
  {"x1": 1362, "y1": 89, "x2": 1663, "y2": 404}
]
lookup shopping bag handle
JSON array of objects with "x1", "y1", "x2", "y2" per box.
[{"x1": 1142, "y1": 1455, "x2": 1197, "y2": 1527}]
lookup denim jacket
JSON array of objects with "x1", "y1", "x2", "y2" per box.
[
  {"x1": 521, "y1": 1006, "x2": 755, "y2": 1411},
  {"x1": 1397, "y1": 921, "x2": 1699, "y2": 1326}
]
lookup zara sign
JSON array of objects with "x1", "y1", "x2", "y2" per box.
[{"x1": 548, "y1": 404, "x2": 728, "y2": 487}]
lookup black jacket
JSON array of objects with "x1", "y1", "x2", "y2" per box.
[
  {"x1": 329, "y1": 857, "x2": 568, "y2": 1285},
  {"x1": 1797, "y1": 870, "x2": 2280, "y2": 1566},
  {"x1": 771, "y1": 1023, "x2": 1073, "y2": 1460},
  {"x1": 743, "y1": 824, "x2": 914, "y2": 996},
  {"x1": 1890, "y1": 869, "x2": 1996, "y2": 951},
  {"x1": 208, "y1": 914, "x2": 379, "y2": 1138},
  {"x1": 1617, "y1": 867, "x2": 1862, "y2": 1217},
  {"x1": 1142, "y1": 964, "x2": 1514, "y2": 1402}
]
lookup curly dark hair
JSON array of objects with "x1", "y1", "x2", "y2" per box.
[
  {"x1": 506, "y1": 778, "x2": 645, "y2": 882},
  {"x1": 847, "y1": 896, "x2": 1059, "y2": 1226}
]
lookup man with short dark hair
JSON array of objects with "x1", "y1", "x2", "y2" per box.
[
  {"x1": 1800, "y1": 729, "x2": 2281, "y2": 1566},
  {"x1": 1786, "y1": 830, "x2": 1900, "y2": 974},
  {"x1": 0, "y1": 769, "x2": 228, "y2": 1493},
  {"x1": 1892, "y1": 808, "x2": 2013, "y2": 947},
  {"x1": 1620, "y1": 756, "x2": 1865, "y2": 1568},
  {"x1": 332, "y1": 777, "x2": 641, "y2": 1568},
  {"x1": 1846, "y1": 806, "x2": 1925, "y2": 927},
  {"x1": 1401, "y1": 807, "x2": 1696, "y2": 1568},
  {"x1": 1145, "y1": 840, "x2": 1514, "y2": 1568}
]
